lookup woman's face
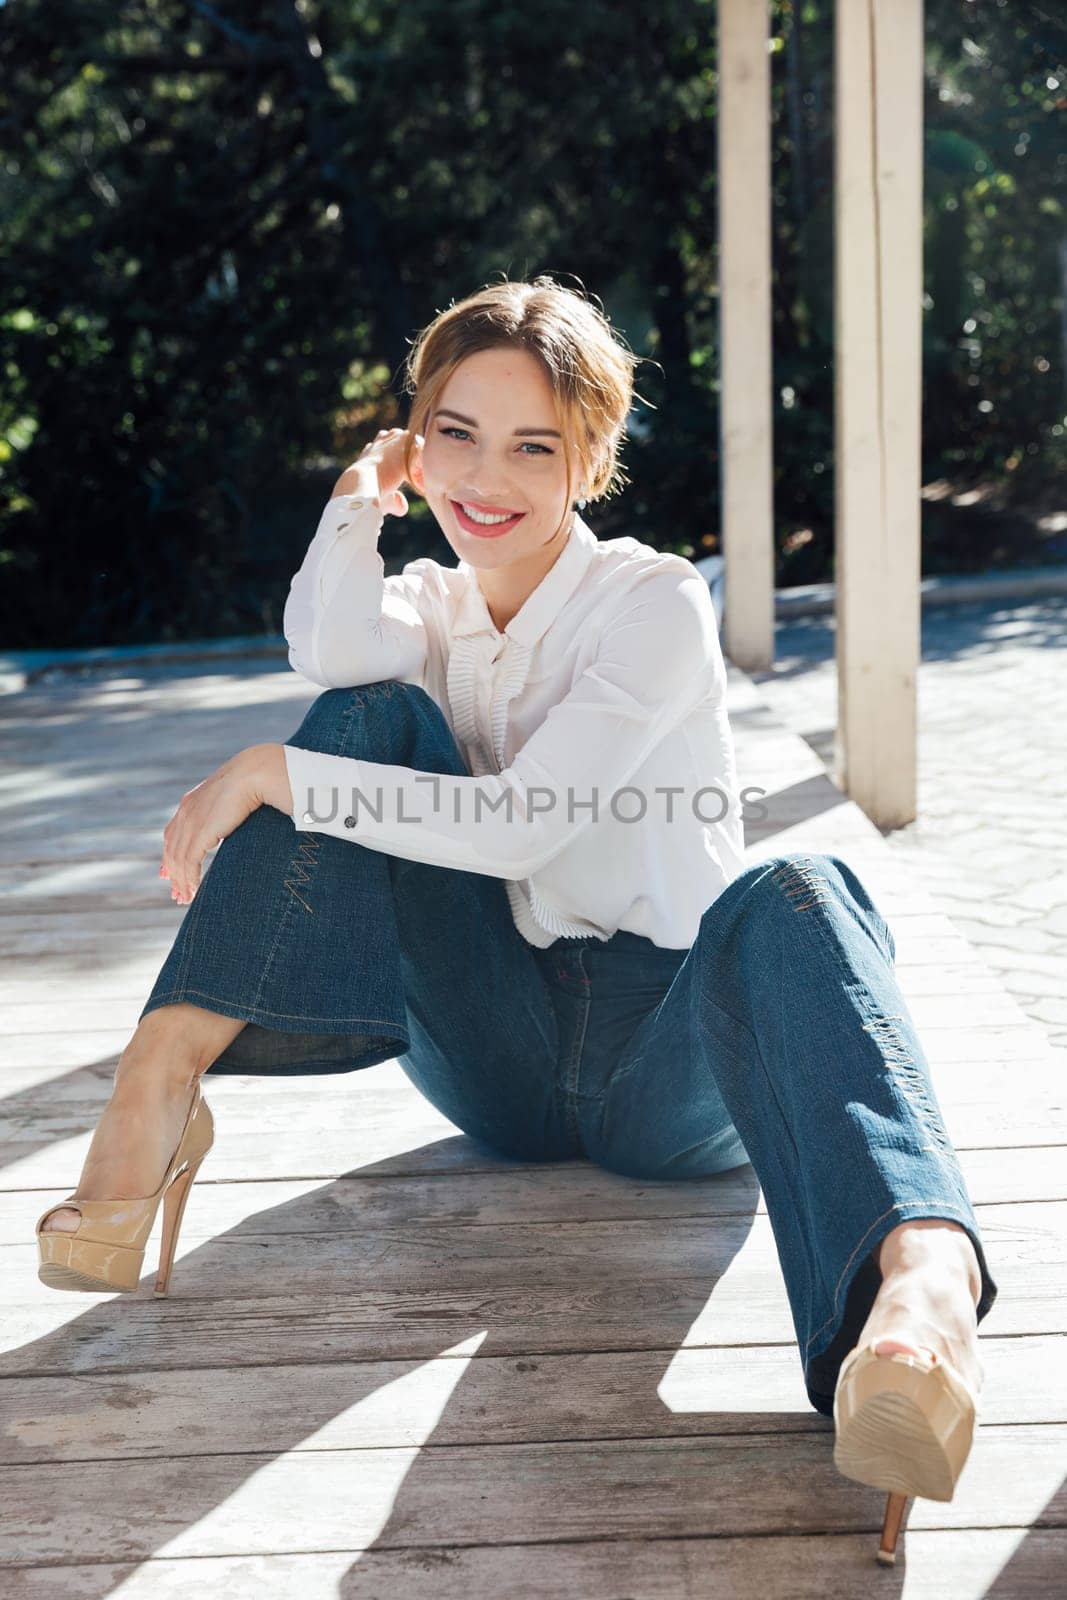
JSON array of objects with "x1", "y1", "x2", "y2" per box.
[{"x1": 417, "y1": 346, "x2": 577, "y2": 571}]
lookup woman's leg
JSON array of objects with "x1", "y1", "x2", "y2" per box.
[
  {"x1": 39, "y1": 1003, "x2": 250, "y2": 1232},
  {"x1": 138, "y1": 679, "x2": 575, "y2": 1154},
  {"x1": 581, "y1": 850, "x2": 1000, "y2": 1416},
  {"x1": 46, "y1": 679, "x2": 576, "y2": 1233}
]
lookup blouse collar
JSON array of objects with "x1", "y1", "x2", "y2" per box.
[{"x1": 452, "y1": 512, "x2": 598, "y2": 648}]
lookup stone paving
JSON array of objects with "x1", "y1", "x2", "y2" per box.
[{"x1": 747, "y1": 594, "x2": 1067, "y2": 1060}]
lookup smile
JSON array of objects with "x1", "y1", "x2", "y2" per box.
[{"x1": 451, "y1": 500, "x2": 526, "y2": 537}]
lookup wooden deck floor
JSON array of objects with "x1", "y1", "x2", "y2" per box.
[{"x1": 1, "y1": 658, "x2": 1064, "y2": 1596}]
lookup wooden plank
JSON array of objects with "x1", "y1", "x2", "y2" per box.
[
  {"x1": 0, "y1": 1426, "x2": 1064, "y2": 1566},
  {"x1": 0, "y1": 1530, "x2": 1062, "y2": 1600},
  {"x1": 2, "y1": 1202, "x2": 1062, "y2": 1376},
  {"x1": 1, "y1": 1334, "x2": 1062, "y2": 1467},
  {"x1": 3, "y1": 1138, "x2": 1065, "y2": 1234}
]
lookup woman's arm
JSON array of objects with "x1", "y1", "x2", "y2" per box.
[
  {"x1": 160, "y1": 743, "x2": 292, "y2": 905},
  {"x1": 280, "y1": 565, "x2": 725, "y2": 880},
  {"x1": 283, "y1": 458, "x2": 430, "y2": 689}
]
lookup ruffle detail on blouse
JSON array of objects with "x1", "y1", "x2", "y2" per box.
[{"x1": 448, "y1": 631, "x2": 601, "y2": 944}]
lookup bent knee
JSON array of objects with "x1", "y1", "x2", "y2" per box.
[
  {"x1": 311, "y1": 679, "x2": 419, "y2": 712},
  {"x1": 291, "y1": 679, "x2": 424, "y2": 745},
  {"x1": 700, "y1": 852, "x2": 842, "y2": 924}
]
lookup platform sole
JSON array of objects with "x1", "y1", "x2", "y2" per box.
[{"x1": 834, "y1": 1387, "x2": 959, "y2": 1501}]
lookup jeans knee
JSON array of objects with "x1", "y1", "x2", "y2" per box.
[
  {"x1": 288, "y1": 679, "x2": 467, "y2": 787},
  {"x1": 699, "y1": 851, "x2": 811, "y2": 927},
  {"x1": 312, "y1": 685, "x2": 361, "y2": 717},
  {"x1": 765, "y1": 851, "x2": 841, "y2": 912},
  {"x1": 314, "y1": 680, "x2": 414, "y2": 716},
  {"x1": 289, "y1": 680, "x2": 422, "y2": 753}
]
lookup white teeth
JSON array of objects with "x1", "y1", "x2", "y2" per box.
[{"x1": 459, "y1": 502, "x2": 518, "y2": 525}]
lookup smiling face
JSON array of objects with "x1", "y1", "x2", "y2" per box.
[{"x1": 416, "y1": 346, "x2": 579, "y2": 573}]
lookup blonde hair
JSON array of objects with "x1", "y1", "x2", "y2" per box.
[{"x1": 400, "y1": 275, "x2": 645, "y2": 533}]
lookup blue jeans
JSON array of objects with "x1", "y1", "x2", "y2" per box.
[{"x1": 140, "y1": 681, "x2": 999, "y2": 1416}]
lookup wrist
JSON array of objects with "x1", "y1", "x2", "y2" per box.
[
  {"x1": 241, "y1": 743, "x2": 294, "y2": 816},
  {"x1": 330, "y1": 460, "x2": 380, "y2": 503}
]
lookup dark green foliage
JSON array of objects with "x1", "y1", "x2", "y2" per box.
[{"x1": 0, "y1": 0, "x2": 1063, "y2": 648}]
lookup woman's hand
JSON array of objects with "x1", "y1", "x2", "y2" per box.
[
  {"x1": 160, "y1": 743, "x2": 293, "y2": 906},
  {"x1": 331, "y1": 426, "x2": 424, "y2": 517}
]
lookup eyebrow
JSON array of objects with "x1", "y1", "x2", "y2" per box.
[{"x1": 433, "y1": 407, "x2": 562, "y2": 439}]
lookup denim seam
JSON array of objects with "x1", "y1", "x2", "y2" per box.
[
  {"x1": 282, "y1": 832, "x2": 323, "y2": 914},
  {"x1": 764, "y1": 854, "x2": 869, "y2": 1323},
  {"x1": 144, "y1": 987, "x2": 403, "y2": 1027},
  {"x1": 769, "y1": 858, "x2": 982, "y2": 1357},
  {"x1": 774, "y1": 854, "x2": 958, "y2": 1164},
  {"x1": 563, "y1": 952, "x2": 593, "y2": 1144}
]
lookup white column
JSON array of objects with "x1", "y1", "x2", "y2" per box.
[
  {"x1": 718, "y1": 0, "x2": 774, "y2": 672},
  {"x1": 834, "y1": 0, "x2": 923, "y2": 825}
]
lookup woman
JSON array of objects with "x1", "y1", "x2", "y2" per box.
[{"x1": 36, "y1": 277, "x2": 997, "y2": 1563}]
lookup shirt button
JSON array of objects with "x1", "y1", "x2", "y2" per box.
[
  {"x1": 301, "y1": 811, "x2": 315, "y2": 824},
  {"x1": 344, "y1": 815, "x2": 357, "y2": 829},
  {"x1": 348, "y1": 498, "x2": 366, "y2": 510}
]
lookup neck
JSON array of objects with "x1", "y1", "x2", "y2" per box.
[{"x1": 476, "y1": 515, "x2": 574, "y2": 633}]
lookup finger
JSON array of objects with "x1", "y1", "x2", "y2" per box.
[
  {"x1": 165, "y1": 840, "x2": 187, "y2": 900},
  {"x1": 182, "y1": 836, "x2": 214, "y2": 900},
  {"x1": 173, "y1": 855, "x2": 198, "y2": 904}
]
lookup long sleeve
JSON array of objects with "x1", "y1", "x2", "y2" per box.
[
  {"x1": 283, "y1": 491, "x2": 430, "y2": 688},
  {"x1": 282, "y1": 565, "x2": 722, "y2": 879}
]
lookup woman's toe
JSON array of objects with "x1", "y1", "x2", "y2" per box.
[
  {"x1": 873, "y1": 1336, "x2": 938, "y2": 1362},
  {"x1": 42, "y1": 1208, "x2": 81, "y2": 1232}
]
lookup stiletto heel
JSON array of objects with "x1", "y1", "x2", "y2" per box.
[
  {"x1": 879, "y1": 1490, "x2": 909, "y2": 1564},
  {"x1": 832, "y1": 1336, "x2": 981, "y2": 1565},
  {"x1": 36, "y1": 1080, "x2": 214, "y2": 1295},
  {"x1": 154, "y1": 1149, "x2": 207, "y2": 1297}
]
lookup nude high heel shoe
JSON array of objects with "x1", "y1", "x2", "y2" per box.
[
  {"x1": 833, "y1": 1336, "x2": 982, "y2": 1565},
  {"x1": 35, "y1": 1080, "x2": 214, "y2": 1296}
]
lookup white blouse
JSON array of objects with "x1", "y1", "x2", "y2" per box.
[{"x1": 281, "y1": 491, "x2": 746, "y2": 950}]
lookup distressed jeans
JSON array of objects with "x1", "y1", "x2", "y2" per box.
[{"x1": 140, "y1": 680, "x2": 999, "y2": 1415}]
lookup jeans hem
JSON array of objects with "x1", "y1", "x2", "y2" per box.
[
  {"x1": 138, "y1": 989, "x2": 410, "y2": 1078},
  {"x1": 139, "y1": 987, "x2": 409, "y2": 1036},
  {"x1": 801, "y1": 1199, "x2": 1000, "y2": 1417}
]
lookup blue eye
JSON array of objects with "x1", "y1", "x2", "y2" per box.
[{"x1": 438, "y1": 426, "x2": 551, "y2": 455}]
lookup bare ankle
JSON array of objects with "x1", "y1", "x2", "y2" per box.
[
  {"x1": 121, "y1": 1002, "x2": 246, "y2": 1086},
  {"x1": 115, "y1": 1031, "x2": 203, "y2": 1094},
  {"x1": 878, "y1": 1219, "x2": 982, "y2": 1306},
  {"x1": 114, "y1": 1054, "x2": 201, "y2": 1095}
]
